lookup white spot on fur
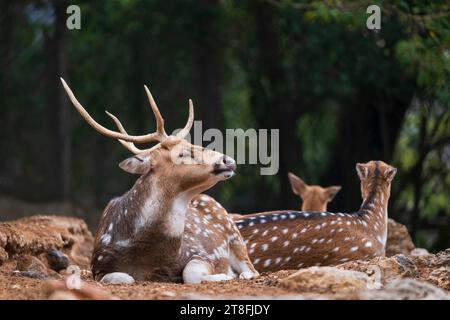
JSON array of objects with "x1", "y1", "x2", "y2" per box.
[
  {"x1": 100, "y1": 234, "x2": 111, "y2": 245},
  {"x1": 263, "y1": 259, "x2": 271, "y2": 267},
  {"x1": 365, "y1": 241, "x2": 373, "y2": 248},
  {"x1": 350, "y1": 246, "x2": 359, "y2": 252},
  {"x1": 115, "y1": 239, "x2": 130, "y2": 247},
  {"x1": 261, "y1": 244, "x2": 269, "y2": 251},
  {"x1": 283, "y1": 241, "x2": 290, "y2": 247},
  {"x1": 271, "y1": 236, "x2": 278, "y2": 242}
]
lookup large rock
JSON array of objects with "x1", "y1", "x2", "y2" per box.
[
  {"x1": 45, "y1": 280, "x2": 120, "y2": 300},
  {"x1": 0, "y1": 215, "x2": 94, "y2": 272},
  {"x1": 279, "y1": 249, "x2": 450, "y2": 299},
  {"x1": 279, "y1": 267, "x2": 374, "y2": 294},
  {"x1": 386, "y1": 218, "x2": 416, "y2": 256},
  {"x1": 337, "y1": 249, "x2": 450, "y2": 291},
  {"x1": 357, "y1": 278, "x2": 450, "y2": 300}
]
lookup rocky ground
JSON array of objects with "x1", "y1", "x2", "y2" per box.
[{"x1": 0, "y1": 215, "x2": 448, "y2": 300}]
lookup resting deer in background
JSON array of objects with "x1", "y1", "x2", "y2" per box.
[
  {"x1": 60, "y1": 78, "x2": 258, "y2": 284},
  {"x1": 288, "y1": 172, "x2": 341, "y2": 212},
  {"x1": 234, "y1": 161, "x2": 397, "y2": 272},
  {"x1": 228, "y1": 174, "x2": 340, "y2": 219}
]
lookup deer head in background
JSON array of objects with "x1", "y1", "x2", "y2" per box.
[{"x1": 288, "y1": 172, "x2": 341, "y2": 212}]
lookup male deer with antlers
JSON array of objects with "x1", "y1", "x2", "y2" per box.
[
  {"x1": 233, "y1": 161, "x2": 396, "y2": 271},
  {"x1": 60, "y1": 78, "x2": 258, "y2": 284}
]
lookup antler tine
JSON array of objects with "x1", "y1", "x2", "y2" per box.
[
  {"x1": 144, "y1": 85, "x2": 168, "y2": 139},
  {"x1": 60, "y1": 78, "x2": 166, "y2": 144},
  {"x1": 105, "y1": 111, "x2": 146, "y2": 154},
  {"x1": 176, "y1": 99, "x2": 194, "y2": 139}
]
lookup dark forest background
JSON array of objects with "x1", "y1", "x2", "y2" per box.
[{"x1": 0, "y1": 0, "x2": 449, "y2": 251}]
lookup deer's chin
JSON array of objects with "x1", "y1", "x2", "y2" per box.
[{"x1": 214, "y1": 169, "x2": 235, "y2": 180}]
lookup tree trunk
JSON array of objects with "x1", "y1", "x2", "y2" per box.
[
  {"x1": 247, "y1": 1, "x2": 303, "y2": 210},
  {"x1": 195, "y1": 0, "x2": 224, "y2": 200},
  {"x1": 45, "y1": 0, "x2": 71, "y2": 201}
]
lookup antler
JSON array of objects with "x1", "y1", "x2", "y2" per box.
[
  {"x1": 176, "y1": 99, "x2": 194, "y2": 139},
  {"x1": 60, "y1": 78, "x2": 168, "y2": 144},
  {"x1": 106, "y1": 100, "x2": 193, "y2": 154},
  {"x1": 104, "y1": 111, "x2": 145, "y2": 154}
]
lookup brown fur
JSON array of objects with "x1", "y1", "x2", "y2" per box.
[
  {"x1": 91, "y1": 138, "x2": 257, "y2": 282},
  {"x1": 288, "y1": 173, "x2": 341, "y2": 211}
]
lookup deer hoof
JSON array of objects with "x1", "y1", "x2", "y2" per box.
[
  {"x1": 100, "y1": 272, "x2": 135, "y2": 284},
  {"x1": 201, "y1": 273, "x2": 234, "y2": 282},
  {"x1": 239, "y1": 271, "x2": 259, "y2": 280}
]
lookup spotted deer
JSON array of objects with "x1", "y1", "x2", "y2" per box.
[
  {"x1": 228, "y1": 174, "x2": 340, "y2": 219},
  {"x1": 288, "y1": 173, "x2": 341, "y2": 211},
  {"x1": 60, "y1": 78, "x2": 258, "y2": 284},
  {"x1": 234, "y1": 161, "x2": 397, "y2": 272}
]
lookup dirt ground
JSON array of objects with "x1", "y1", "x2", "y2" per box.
[
  {"x1": 0, "y1": 215, "x2": 448, "y2": 300},
  {"x1": 0, "y1": 269, "x2": 310, "y2": 300}
]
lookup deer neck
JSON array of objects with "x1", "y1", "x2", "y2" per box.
[
  {"x1": 129, "y1": 175, "x2": 192, "y2": 241},
  {"x1": 359, "y1": 182, "x2": 390, "y2": 247}
]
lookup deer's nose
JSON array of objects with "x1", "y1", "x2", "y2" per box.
[{"x1": 222, "y1": 155, "x2": 236, "y2": 171}]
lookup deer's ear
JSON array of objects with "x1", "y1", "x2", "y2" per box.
[
  {"x1": 356, "y1": 163, "x2": 369, "y2": 180},
  {"x1": 384, "y1": 167, "x2": 397, "y2": 182},
  {"x1": 324, "y1": 186, "x2": 341, "y2": 202},
  {"x1": 119, "y1": 155, "x2": 152, "y2": 175},
  {"x1": 288, "y1": 172, "x2": 307, "y2": 197}
]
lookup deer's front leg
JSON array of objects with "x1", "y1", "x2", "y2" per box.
[
  {"x1": 229, "y1": 235, "x2": 260, "y2": 280},
  {"x1": 182, "y1": 259, "x2": 234, "y2": 284}
]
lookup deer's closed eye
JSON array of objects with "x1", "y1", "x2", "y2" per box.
[{"x1": 179, "y1": 150, "x2": 192, "y2": 158}]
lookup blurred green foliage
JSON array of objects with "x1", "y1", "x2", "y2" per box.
[{"x1": 0, "y1": 0, "x2": 448, "y2": 251}]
